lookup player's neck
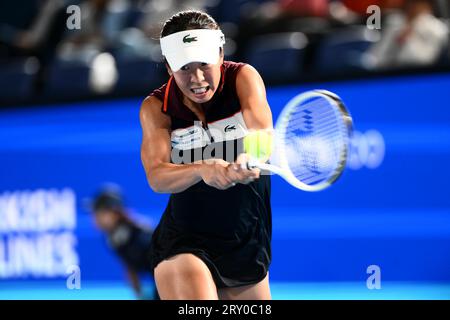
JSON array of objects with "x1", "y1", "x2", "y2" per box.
[{"x1": 183, "y1": 96, "x2": 206, "y2": 121}]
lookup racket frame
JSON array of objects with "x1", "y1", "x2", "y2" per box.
[{"x1": 250, "y1": 90, "x2": 353, "y2": 191}]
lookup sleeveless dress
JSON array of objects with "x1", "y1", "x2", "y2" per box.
[{"x1": 148, "y1": 61, "x2": 272, "y2": 288}]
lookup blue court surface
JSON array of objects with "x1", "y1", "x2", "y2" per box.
[{"x1": 1, "y1": 281, "x2": 450, "y2": 300}]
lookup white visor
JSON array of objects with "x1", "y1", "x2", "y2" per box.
[{"x1": 160, "y1": 29, "x2": 225, "y2": 72}]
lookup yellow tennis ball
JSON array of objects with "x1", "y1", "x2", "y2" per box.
[{"x1": 243, "y1": 130, "x2": 273, "y2": 162}]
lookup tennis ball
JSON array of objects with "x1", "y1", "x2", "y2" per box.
[{"x1": 243, "y1": 130, "x2": 273, "y2": 162}]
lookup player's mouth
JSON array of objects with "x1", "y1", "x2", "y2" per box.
[{"x1": 190, "y1": 86, "x2": 210, "y2": 98}]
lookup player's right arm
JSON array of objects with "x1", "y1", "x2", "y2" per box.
[{"x1": 140, "y1": 96, "x2": 235, "y2": 192}]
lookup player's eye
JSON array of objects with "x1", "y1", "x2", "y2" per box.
[{"x1": 180, "y1": 65, "x2": 189, "y2": 71}]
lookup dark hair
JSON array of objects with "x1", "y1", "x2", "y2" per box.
[
  {"x1": 90, "y1": 187, "x2": 136, "y2": 226},
  {"x1": 161, "y1": 10, "x2": 220, "y2": 38},
  {"x1": 92, "y1": 190, "x2": 124, "y2": 213}
]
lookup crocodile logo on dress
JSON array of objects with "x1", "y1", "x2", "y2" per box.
[{"x1": 224, "y1": 125, "x2": 236, "y2": 132}]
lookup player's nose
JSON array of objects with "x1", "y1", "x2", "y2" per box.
[{"x1": 190, "y1": 67, "x2": 205, "y2": 83}]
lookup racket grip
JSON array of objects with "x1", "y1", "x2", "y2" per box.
[{"x1": 241, "y1": 159, "x2": 258, "y2": 170}]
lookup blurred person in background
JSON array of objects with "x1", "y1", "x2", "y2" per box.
[
  {"x1": 234, "y1": 0, "x2": 330, "y2": 60},
  {"x1": 337, "y1": 0, "x2": 405, "y2": 16},
  {"x1": 89, "y1": 185, "x2": 159, "y2": 300},
  {"x1": 329, "y1": 0, "x2": 405, "y2": 24},
  {"x1": 57, "y1": 0, "x2": 210, "y2": 63},
  {"x1": 57, "y1": 0, "x2": 125, "y2": 63},
  {"x1": 0, "y1": 0, "x2": 69, "y2": 92},
  {"x1": 363, "y1": 0, "x2": 448, "y2": 69},
  {"x1": 57, "y1": 0, "x2": 157, "y2": 63},
  {"x1": 0, "y1": 0, "x2": 67, "y2": 59},
  {"x1": 136, "y1": 0, "x2": 210, "y2": 39}
]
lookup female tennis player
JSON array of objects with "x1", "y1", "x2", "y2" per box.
[{"x1": 140, "y1": 10, "x2": 273, "y2": 300}]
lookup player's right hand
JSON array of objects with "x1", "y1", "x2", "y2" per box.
[
  {"x1": 199, "y1": 159, "x2": 236, "y2": 190},
  {"x1": 226, "y1": 153, "x2": 260, "y2": 185}
]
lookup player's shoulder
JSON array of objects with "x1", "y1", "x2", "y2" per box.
[
  {"x1": 139, "y1": 94, "x2": 170, "y2": 128},
  {"x1": 222, "y1": 61, "x2": 263, "y2": 93},
  {"x1": 147, "y1": 81, "x2": 169, "y2": 102},
  {"x1": 232, "y1": 62, "x2": 265, "y2": 95},
  {"x1": 140, "y1": 95, "x2": 162, "y2": 116},
  {"x1": 230, "y1": 61, "x2": 262, "y2": 82},
  {"x1": 224, "y1": 60, "x2": 257, "y2": 74}
]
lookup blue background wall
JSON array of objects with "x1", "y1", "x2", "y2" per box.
[{"x1": 0, "y1": 72, "x2": 449, "y2": 288}]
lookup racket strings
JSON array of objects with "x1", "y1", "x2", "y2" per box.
[{"x1": 283, "y1": 97, "x2": 347, "y2": 186}]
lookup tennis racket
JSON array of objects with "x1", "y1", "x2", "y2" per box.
[{"x1": 245, "y1": 90, "x2": 353, "y2": 192}]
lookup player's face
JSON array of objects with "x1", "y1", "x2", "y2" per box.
[
  {"x1": 170, "y1": 54, "x2": 224, "y2": 105},
  {"x1": 94, "y1": 209, "x2": 120, "y2": 232}
]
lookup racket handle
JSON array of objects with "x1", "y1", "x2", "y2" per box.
[{"x1": 241, "y1": 158, "x2": 258, "y2": 170}]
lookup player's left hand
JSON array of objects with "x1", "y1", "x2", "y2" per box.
[{"x1": 227, "y1": 153, "x2": 260, "y2": 185}]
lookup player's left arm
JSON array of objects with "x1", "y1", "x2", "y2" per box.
[
  {"x1": 236, "y1": 64, "x2": 273, "y2": 130},
  {"x1": 228, "y1": 64, "x2": 273, "y2": 180}
]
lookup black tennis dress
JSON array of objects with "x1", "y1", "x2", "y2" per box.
[{"x1": 148, "y1": 61, "x2": 272, "y2": 288}]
